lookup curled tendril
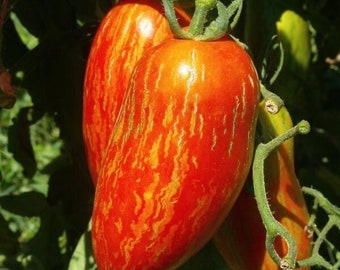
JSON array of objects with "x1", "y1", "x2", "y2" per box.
[
  {"x1": 297, "y1": 120, "x2": 310, "y2": 135},
  {"x1": 261, "y1": 35, "x2": 285, "y2": 86}
]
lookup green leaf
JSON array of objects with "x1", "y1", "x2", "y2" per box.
[
  {"x1": 276, "y1": 10, "x2": 311, "y2": 78},
  {"x1": 68, "y1": 220, "x2": 97, "y2": 270},
  {"x1": 2, "y1": 7, "x2": 28, "y2": 69},
  {"x1": 11, "y1": 0, "x2": 46, "y2": 39},
  {"x1": 0, "y1": 191, "x2": 48, "y2": 216},
  {"x1": 7, "y1": 107, "x2": 37, "y2": 178},
  {"x1": 24, "y1": 205, "x2": 65, "y2": 270},
  {"x1": 273, "y1": 10, "x2": 312, "y2": 117},
  {"x1": 0, "y1": 213, "x2": 19, "y2": 254}
]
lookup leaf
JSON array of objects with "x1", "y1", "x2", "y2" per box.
[
  {"x1": 1, "y1": 256, "x2": 24, "y2": 270},
  {"x1": 276, "y1": 10, "x2": 311, "y2": 78},
  {"x1": 273, "y1": 10, "x2": 311, "y2": 116},
  {"x1": 2, "y1": 9, "x2": 28, "y2": 68},
  {"x1": 0, "y1": 213, "x2": 19, "y2": 254},
  {"x1": 11, "y1": 0, "x2": 46, "y2": 39},
  {"x1": 0, "y1": 191, "x2": 48, "y2": 216},
  {"x1": 25, "y1": 205, "x2": 65, "y2": 270},
  {"x1": 7, "y1": 107, "x2": 37, "y2": 178},
  {"x1": 68, "y1": 219, "x2": 97, "y2": 270}
]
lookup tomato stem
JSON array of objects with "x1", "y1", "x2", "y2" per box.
[
  {"x1": 162, "y1": 0, "x2": 188, "y2": 38},
  {"x1": 187, "y1": 0, "x2": 216, "y2": 36},
  {"x1": 196, "y1": 1, "x2": 229, "y2": 41},
  {"x1": 260, "y1": 83, "x2": 284, "y2": 114},
  {"x1": 253, "y1": 120, "x2": 310, "y2": 269},
  {"x1": 162, "y1": 0, "x2": 243, "y2": 41}
]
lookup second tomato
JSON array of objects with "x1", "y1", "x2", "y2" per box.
[{"x1": 83, "y1": 0, "x2": 190, "y2": 184}]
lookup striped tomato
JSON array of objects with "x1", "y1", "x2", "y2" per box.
[
  {"x1": 92, "y1": 36, "x2": 260, "y2": 269},
  {"x1": 214, "y1": 101, "x2": 312, "y2": 269},
  {"x1": 82, "y1": 0, "x2": 190, "y2": 184}
]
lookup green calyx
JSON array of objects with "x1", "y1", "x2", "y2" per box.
[{"x1": 162, "y1": 0, "x2": 243, "y2": 41}]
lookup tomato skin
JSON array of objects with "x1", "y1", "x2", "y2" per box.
[
  {"x1": 82, "y1": 0, "x2": 190, "y2": 184},
  {"x1": 214, "y1": 102, "x2": 312, "y2": 270},
  {"x1": 92, "y1": 37, "x2": 260, "y2": 269}
]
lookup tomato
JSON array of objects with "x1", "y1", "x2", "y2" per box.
[
  {"x1": 214, "y1": 101, "x2": 312, "y2": 269},
  {"x1": 82, "y1": 0, "x2": 190, "y2": 184},
  {"x1": 92, "y1": 36, "x2": 260, "y2": 269}
]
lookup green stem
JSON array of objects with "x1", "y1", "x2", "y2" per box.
[
  {"x1": 187, "y1": 6, "x2": 208, "y2": 36},
  {"x1": 161, "y1": 0, "x2": 188, "y2": 38},
  {"x1": 261, "y1": 35, "x2": 284, "y2": 86},
  {"x1": 196, "y1": 1, "x2": 229, "y2": 41},
  {"x1": 162, "y1": 0, "x2": 243, "y2": 41},
  {"x1": 297, "y1": 217, "x2": 337, "y2": 269},
  {"x1": 253, "y1": 120, "x2": 310, "y2": 269},
  {"x1": 224, "y1": 0, "x2": 243, "y2": 31},
  {"x1": 260, "y1": 83, "x2": 285, "y2": 114},
  {"x1": 313, "y1": 218, "x2": 334, "y2": 257},
  {"x1": 297, "y1": 254, "x2": 334, "y2": 269},
  {"x1": 302, "y1": 187, "x2": 340, "y2": 217},
  {"x1": 297, "y1": 187, "x2": 340, "y2": 269}
]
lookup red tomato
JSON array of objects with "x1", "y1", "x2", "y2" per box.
[
  {"x1": 92, "y1": 36, "x2": 260, "y2": 269},
  {"x1": 214, "y1": 102, "x2": 312, "y2": 270},
  {"x1": 82, "y1": 0, "x2": 190, "y2": 184}
]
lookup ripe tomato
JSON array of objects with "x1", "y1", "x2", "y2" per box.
[
  {"x1": 82, "y1": 0, "x2": 190, "y2": 184},
  {"x1": 214, "y1": 102, "x2": 312, "y2": 269},
  {"x1": 92, "y1": 36, "x2": 260, "y2": 269}
]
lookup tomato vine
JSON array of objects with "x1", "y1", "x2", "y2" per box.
[
  {"x1": 252, "y1": 119, "x2": 310, "y2": 270},
  {"x1": 300, "y1": 187, "x2": 340, "y2": 269}
]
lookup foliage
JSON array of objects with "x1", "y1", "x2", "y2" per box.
[{"x1": 0, "y1": 0, "x2": 339, "y2": 269}]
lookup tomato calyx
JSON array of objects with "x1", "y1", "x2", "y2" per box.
[{"x1": 162, "y1": 0, "x2": 243, "y2": 41}]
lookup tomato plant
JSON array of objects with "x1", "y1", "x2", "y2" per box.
[
  {"x1": 91, "y1": 0, "x2": 259, "y2": 269},
  {"x1": 214, "y1": 101, "x2": 312, "y2": 269},
  {"x1": 1, "y1": 0, "x2": 340, "y2": 269},
  {"x1": 82, "y1": 0, "x2": 190, "y2": 184}
]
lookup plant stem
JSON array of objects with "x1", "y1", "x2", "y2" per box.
[
  {"x1": 162, "y1": 0, "x2": 188, "y2": 38},
  {"x1": 162, "y1": 0, "x2": 242, "y2": 41},
  {"x1": 253, "y1": 120, "x2": 310, "y2": 269},
  {"x1": 297, "y1": 187, "x2": 340, "y2": 269},
  {"x1": 260, "y1": 83, "x2": 284, "y2": 114},
  {"x1": 302, "y1": 187, "x2": 340, "y2": 217},
  {"x1": 187, "y1": 7, "x2": 206, "y2": 36}
]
